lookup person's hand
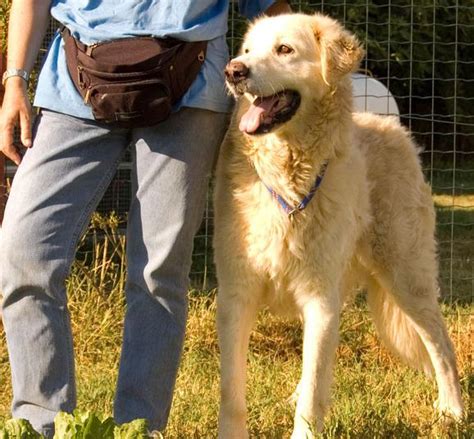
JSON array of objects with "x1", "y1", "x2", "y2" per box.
[{"x1": 0, "y1": 77, "x2": 32, "y2": 165}]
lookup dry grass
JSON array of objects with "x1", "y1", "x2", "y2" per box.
[{"x1": 433, "y1": 194, "x2": 474, "y2": 210}]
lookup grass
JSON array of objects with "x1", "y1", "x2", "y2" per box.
[
  {"x1": 1, "y1": 292, "x2": 472, "y2": 438},
  {"x1": 174, "y1": 297, "x2": 473, "y2": 438},
  {"x1": 173, "y1": 299, "x2": 474, "y2": 438},
  {"x1": 0, "y1": 211, "x2": 473, "y2": 438},
  {"x1": 428, "y1": 163, "x2": 474, "y2": 303}
]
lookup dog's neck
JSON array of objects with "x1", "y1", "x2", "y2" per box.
[{"x1": 244, "y1": 83, "x2": 354, "y2": 206}]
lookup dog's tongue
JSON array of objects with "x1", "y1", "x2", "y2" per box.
[{"x1": 239, "y1": 96, "x2": 278, "y2": 134}]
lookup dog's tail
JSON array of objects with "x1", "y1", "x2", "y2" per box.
[{"x1": 366, "y1": 281, "x2": 434, "y2": 376}]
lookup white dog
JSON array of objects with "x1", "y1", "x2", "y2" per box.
[{"x1": 213, "y1": 13, "x2": 464, "y2": 438}]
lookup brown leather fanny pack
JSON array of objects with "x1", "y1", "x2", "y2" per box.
[{"x1": 61, "y1": 26, "x2": 207, "y2": 128}]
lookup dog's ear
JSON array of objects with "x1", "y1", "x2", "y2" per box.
[{"x1": 313, "y1": 16, "x2": 364, "y2": 85}]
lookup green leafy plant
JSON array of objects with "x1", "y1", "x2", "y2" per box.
[
  {"x1": 0, "y1": 418, "x2": 39, "y2": 439},
  {"x1": 0, "y1": 411, "x2": 154, "y2": 439}
]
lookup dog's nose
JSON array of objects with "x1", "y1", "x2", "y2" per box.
[{"x1": 224, "y1": 60, "x2": 249, "y2": 83}]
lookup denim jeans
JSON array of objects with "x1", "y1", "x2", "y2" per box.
[{"x1": 0, "y1": 107, "x2": 228, "y2": 436}]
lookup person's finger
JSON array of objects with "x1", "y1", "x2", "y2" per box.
[
  {"x1": 0, "y1": 118, "x2": 15, "y2": 151},
  {"x1": 1, "y1": 114, "x2": 23, "y2": 165},
  {"x1": 19, "y1": 108, "x2": 32, "y2": 148},
  {"x1": 1, "y1": 142, "x2": 22, "y2": 166}
]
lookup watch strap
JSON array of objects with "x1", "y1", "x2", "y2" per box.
[{"x1": 2, "y1": 68, "x2": 30, "y2": 86}]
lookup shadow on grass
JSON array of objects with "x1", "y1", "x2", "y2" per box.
[
  {"x1": 252, "y1": 414, "x2": 473, "y2": 439},
  {"x1": 325, "y1": 415, "x2": 419, "y2": 439},
  {"x1": 251, "y1": 419, "x2": 419, "y2": 439}
]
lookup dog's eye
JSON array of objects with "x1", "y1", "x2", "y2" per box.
[
  {"x1": 277, "y1": 44, "x2": 294, "y2": 55},
  {"x1": 244, "y1": 48, "x2": 250, "y2": 54}
]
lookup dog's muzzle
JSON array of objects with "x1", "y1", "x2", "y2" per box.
[{"x1": 224, "y1": 60, "x2": 249, "y2": 85}]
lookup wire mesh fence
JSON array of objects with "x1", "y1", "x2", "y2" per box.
[
  {"x1": 3, "y1": 1, "x2": 473, "y2": 302},
  {"x1": 298, "y1": 1, "x2": 474, "y2": 305}
]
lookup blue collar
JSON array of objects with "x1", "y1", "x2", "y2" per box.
[{"x1": 264, "y1": 162, "x2": 328, "y2": 217}]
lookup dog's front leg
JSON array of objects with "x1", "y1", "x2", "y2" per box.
[
  {"x1": 217, "y1": 287, "x2": 260, "y2": 439},
  {"x1": 292, "y1": 293, "x2": 342, "y2": 438}
]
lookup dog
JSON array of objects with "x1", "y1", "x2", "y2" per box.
[{"x1": 213, "y1": 12, "x2": 464, "y2": 438}]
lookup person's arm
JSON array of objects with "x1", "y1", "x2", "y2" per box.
[{"x1": 0, "y1": 0, "x2": 51, "y2": 165}]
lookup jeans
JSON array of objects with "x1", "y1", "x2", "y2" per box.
[{"x1": 0, "y1": 107, "x2": 228, "y2": 436}]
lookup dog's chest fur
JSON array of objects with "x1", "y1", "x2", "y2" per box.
[
  {"x1": 215, "y1": 127, "x2": 371, "y2": 308},
  {"x1": 239, "y1": 180, "x2": 307, "y2": 279}
]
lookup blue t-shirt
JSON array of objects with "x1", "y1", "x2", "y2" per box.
[{"x1": 34, "y1": 0, "x2": 275, "y2": 119}]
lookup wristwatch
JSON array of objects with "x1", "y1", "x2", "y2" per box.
[{"x1": 2, "y1": 68, "x2": 30, "y2": 86}]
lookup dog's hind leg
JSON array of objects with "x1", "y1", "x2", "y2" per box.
[
  {"x1": 364, "y1": 168, "x2": 464, "y2": 420},
  {"x1": 217, "y1": 282, "x2": 262, "y2": 439},
  {"x1": 291, "y1": 292, "x2": 342, "y2": 438},
  {"x1": 368, "y1": 268, "x2": 464, "y2": 421}
]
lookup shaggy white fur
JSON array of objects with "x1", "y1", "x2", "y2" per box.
[{"x1": 213, "y1": 12, "x2": 464, "y2": 438}]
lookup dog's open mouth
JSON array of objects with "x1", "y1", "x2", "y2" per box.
[{"x1": 239, "y1": 90, "x2": 301, "y2": 135}]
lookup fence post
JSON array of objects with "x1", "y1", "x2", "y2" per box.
[{"x1": 0, "y1": 51, "x2": 6, "y2": 224}]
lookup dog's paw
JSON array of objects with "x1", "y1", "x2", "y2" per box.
[
  {"x1": 291, "y1": 414, "x2": 320, "y2": 439},
  {"x1": 290, "y1": 425, "x2": 315, "y2": 439},
  {"x1": 434, "y1": 397, "x2": 465, "y2": 423}
]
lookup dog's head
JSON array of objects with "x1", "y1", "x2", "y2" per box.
[{"x1": 226, "y1": 13, "x2": 364, "y2": 135}]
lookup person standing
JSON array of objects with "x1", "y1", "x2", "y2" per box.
[{"x1": 0, "y1": 0, "x2": 290, "y2": 436}]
